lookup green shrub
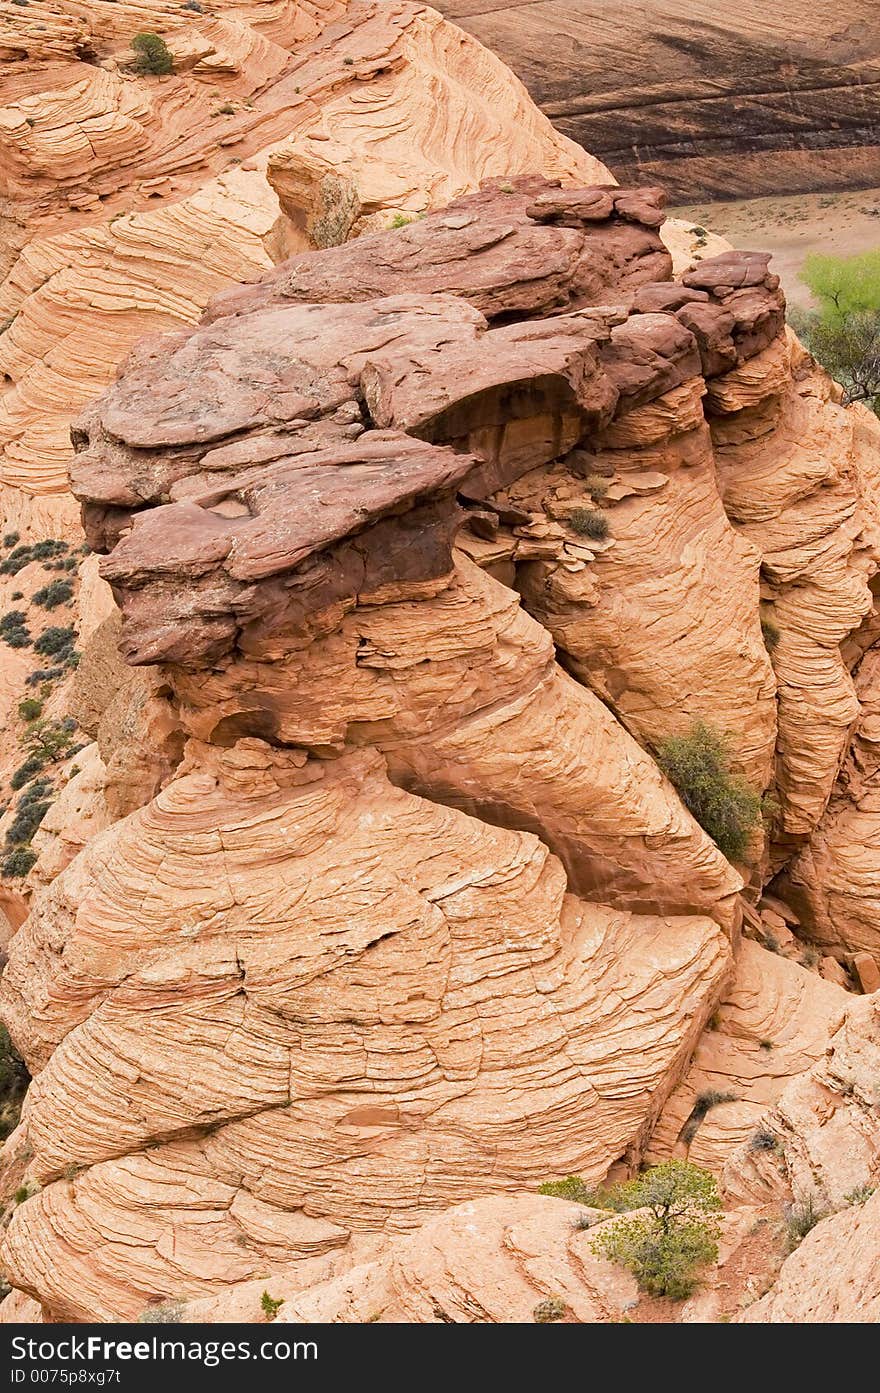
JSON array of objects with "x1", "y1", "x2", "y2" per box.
[
  {"x1": 793, "y1": 251, "x2": 880, "y2": 415},
  {"x1": 589, "y1": 1161, "x2": 721, "y2": 1300},
  {"x1": 390, "y1": 212, "x2": 413, "y2": 228},
  {"x1": 568, "y1": 507, "x2": 609, "y2": 541},
  {"x1": 538, "y1": 1175, "x2": 595, "y2": 1205},
  {"x1": 655, "y1": 722, "x2": 762, "y2": 862},
  {"x1": 2, "y1": 533, "x2": 20, "y2": 548},
  {"x1": 260, "y1": 1290, "x2": 284, "y2": 1321},
  {"x1": 17, "y1": 698, "x2": 42, "y2": 722},
  {"x1": 680, "y1": 1089, "x2": 738, "y2": 1144},
  {"x1": 31, "y1": 539, "x2": 67, "y2": 560},
  {"x1": 533, "y1": 1297, "x2": 566, "y2": 1323},
  {"x1": 583, "y1": 473, "x2": 609, "y2": 502},
  {"x1": 10, "y1": 757, "x2": 44, "y2": 790},
  {"x1": 0, "y1": 1025, "x2": 29, "y2": 1140},
  {"x1": 0, "y1": 610, "x2": 31, "y2": 649},
  {"x1": 24, "y1": 717, "x2": 77, "y2": 766},
  {"x1": 32, "y1": 580, "x2": 72, "y2": 610},
  {"x1": 538, "y1": 1173, "x2": 633, "y2": 1211},
  {"x1": 5, "y1": 793, "x2": 51, "y2": 849},
  {"x1": 132, "y1": 32, "x2": 174, "y2": 75}
]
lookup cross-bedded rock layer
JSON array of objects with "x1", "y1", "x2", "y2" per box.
[{"x1": 3, "y1": 26, "x2": 880, "y2": 1321}]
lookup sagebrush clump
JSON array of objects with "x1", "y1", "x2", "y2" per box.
[{"x1": 655, "y1": 722, "x2": 761, "y2": 862}]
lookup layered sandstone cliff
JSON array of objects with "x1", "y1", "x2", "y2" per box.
[
  {"x1": 438, "y1": 1, "x2": 880, "y2": 200},
  {"x1": 1, "y1": 0, "x2": 879, "y2": 1327}
]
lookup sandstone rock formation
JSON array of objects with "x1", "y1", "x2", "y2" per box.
[
  {"x1": 1, "y1": 0, "x2": 602, "y2": 503},
  {"x1": 438, "y1": 2, "x2": 880, "y2": 200},
  {"x1": 2, "y1": 1, "x2": 880, "y2": 1329},
  {"x1": 646, "y1": 940, "x2": 849, "y2": 1171}
]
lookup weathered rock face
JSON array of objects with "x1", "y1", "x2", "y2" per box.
[
  {"x1": 0, "y1": 740, "x2": 728, "y2": 1320},
  {"x1": 0, "y1": 0, "x2": 603, "y2": 502},
  {"x1": 437, "y1": 1, "x2": 880, "y2": 201},
  {"x1": 646, "y1": 940, "x2": 849, "y2": 1171},
  {"x1": 3, "y1": 6, "x2": 880, "y2": 1330},
  {"x1": 71, "y1": 184, "x2": 788, "y2": 808},
  {"x1": 739, "y1": 1187, "x2": 880, "y2": 1323},
  {"x1": 723, "y1": 995, "x2": 880, "y2": 1322},
  {"x1": 723, "y1": 994, "x2": 880, "y2": 1213}
]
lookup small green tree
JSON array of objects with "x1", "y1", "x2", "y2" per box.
[
  {"x1": 795, "y1": 251, "x2": 880, "y2": 415},
  {"x1": 131, "y1": 32, "x2": 173, "y2": 76},
  {"x1": 590, "y1": 1161, "x2": 722, "y2": 1300},
  {"x1": 656, "y1": 722, "x2": 761, "y2": 862}
]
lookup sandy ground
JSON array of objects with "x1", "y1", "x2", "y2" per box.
[{"x1": 670, "y1": 188, "x2": 880, "y2": 308}]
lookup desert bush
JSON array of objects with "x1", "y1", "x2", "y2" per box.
[
  {"x1": 138, "y1": 1301, "x2": 184, "y2": 1323},
  {"x1": 761, "y1": 619, "x2": 780, "y2": 651},
  {"x1": 10, "y1": 757, "x2": 44, "y2": 791},
  {"x1": 793, "y1": 251, "x2": 880, "y2": 415},
  {"x1": 17, "y1": 699, "x2": 42, "y2": 722},
  {"x1": 33, "y1": 625, "x2": 76, "y2": 660},
  {"x1": 0, "y1": 1025, "x2": 29, "y2": 1140},
  {"x1": 538, "y1": 1175, "x2": 595, "y2": 1205},
  {"x1": 260, "y1": 1291, "x2": 284, "y2": 1321},
  {"x1": 655, "y1": 722, "x2": 762, "y2": 862},
  {"x1": 568, "y1": 507, "x2": 609, "y2": 541},
  {"x1": 2, "y1": 533, "x2": 19, "y2": 548},
  {"x1": 25, "y1": 667, "x2": 66, "y2": 688},
  {"x1": 24, "y1": 716, "x2": 77, "y2": 765},
  {"x1": 680, "y1": 1089, "x2": 738, "y2": 1144},
  {"x1": 589, "y1": 1161, "x2": 721, "y2": 1300},
  {"x1": 5, "y1": 786, "x2": 52, "y2": 849},
  {"x1": 844, "y1": 1184, "x2": 875, "y2": 1206},
  {"x1": 2, "y1": 848, "x2": 37, "y2": 879},
  {"x1": 132, "y1": 32, "x2": 173, "y2": 75},
  {"x1": 0, "y1": 611, "x2": 30, "y2": 649},
  {"x1": 749, "y1": 1127, "x2": 780, "y2": 1153},
  {"x1": 583, "y1": 473, "x2": 609, "y2": 501},
  {"x1": 32, "y1": 580, "x2": 72, "y2": 610},
  {"x1": 784, "y1": 1194, "x2": 824, "y2": 1251},
  {"x1": 533, "y1": 1297, "x2": 566, "y2": 1323}
]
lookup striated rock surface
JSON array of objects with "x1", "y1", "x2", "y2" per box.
[
  {"x1": 0, "y1": 740, "x2": 728, "y2": 1319},
  {"x1": 723, "y1": 994, "x2": 880, "y2": 1213},
  {"x1": 1, "y1": 0, "x2": 603, "y2": 501},
  {"x1": 438, "y1": 1, "x2": 880, "y2": 201},
  {"x1": 2, "y1": 7, "x2": 880, "y2": 1330},
  {"x1": 647, "y1": 940, "x2": 849, "y2": 1171},
  {"x1": 739, "y1": 1187, "x2": 880, "y2": 1323}
]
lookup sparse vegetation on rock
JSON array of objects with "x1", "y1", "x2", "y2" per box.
[
  {"x1": 131, "y1": 33, "x2": 174, "y2": 77},
  {"x1": 568, "y1": 506, "x2": 609, "y2": 541},
  {"x1": 794, "y1": 251, "x2": 880, "y2": 416},
  {"x1": 589, "y1": 1161, "x2": 722, "y2": 1299},
  {"x1": 656, "y1": 722, "x2": 762, "y2": 862}
]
